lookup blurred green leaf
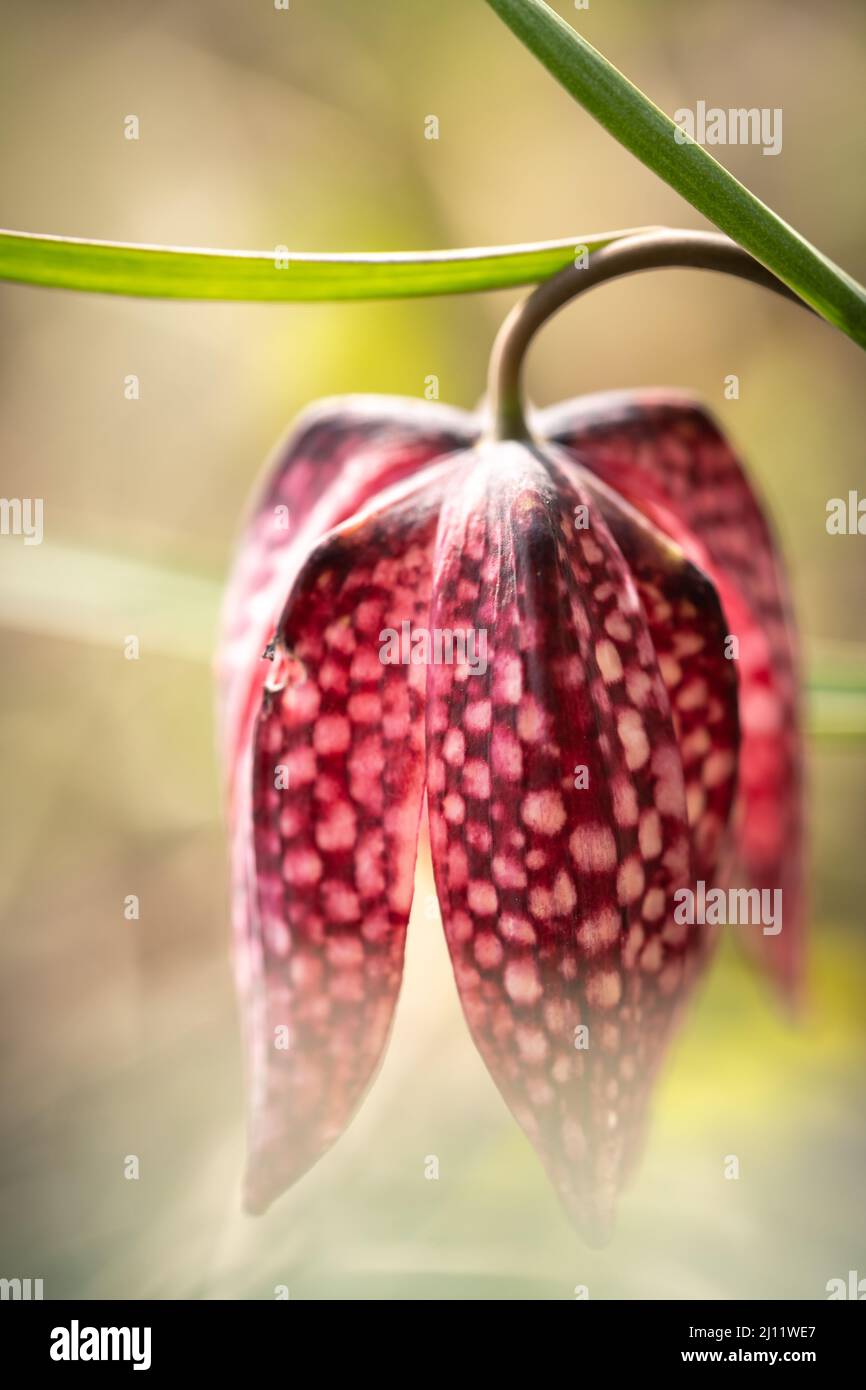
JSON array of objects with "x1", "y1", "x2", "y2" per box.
[
  {"x1": 809, "y1": 691, "x2": 866, "y2": 743},
  {"x1": 3, "y1": 541, "x2": 866, "y2": 739},
  {"x1": 484, "y1": 0, "x2": 866, "y2": 348},
  {"x1": 0, "y1": 227, "x2": 652, "y2": 301}
]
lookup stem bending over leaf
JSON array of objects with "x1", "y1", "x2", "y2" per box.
[
  {"x1": 483, "y1": 0, "x2": 866, "y2": 349},
  {"x1": 487, "y1": 230, "x2": 811, "y2": 440}
]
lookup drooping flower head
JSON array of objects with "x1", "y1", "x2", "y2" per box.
[{"x1": 217, "y1": 236, "x2": 803, "y2": 1243}]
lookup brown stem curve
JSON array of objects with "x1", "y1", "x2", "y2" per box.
[{"x1": 486, "y1": 228, "x2": 812, "y2": 441}]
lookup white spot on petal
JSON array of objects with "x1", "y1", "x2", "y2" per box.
[
  {"x1": 570, "y1": 823, "x2": 617, "y2": 871},
  {"x1": 521, "y1": 789, "x2": 566, "y2": 835},
  {"x1": 467, "y1": 880, "x2": 498, "y2": 916},
  {"x1": 617, "y1": 855, "x2": 645, "y2": 905},
  {"x1": 504, "y1": 958, "x2": 543, "y2": 1006},
  {"x1": 595, "y1": 639, "x2": 623, "y2": 684},
  {"x1": 617, "y1": 710, "x2": 649, "y2": 771},
  {"x1": 576, "y1": 906, "x2": 620, "y2": 955},
  {"x1": 474, "y1": 931, "x2": 504, "y2": 969},
  {"x1": 586, "y1": 968, "x2": 622, "y2": 1009},
  {"x1": 638, "y1": 809, "x2": 663, "y2": 860}
]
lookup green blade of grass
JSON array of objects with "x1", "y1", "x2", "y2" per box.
[
  {"x1": 809, "y1": 689, "x2": 866, "y2": 744},
  {"x1": 2, "y1": 539, "x2": 865, "y2": 739},
  {"x1": 0, "y1": 227, "x2": 651, "y2": 302},
  {"x1": 484, "y1": 0, "x2": 866, "y2": 348}
]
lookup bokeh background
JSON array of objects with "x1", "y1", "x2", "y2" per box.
[{"x1": 1, "y1": 0, "x2": 865, "y2": 1300}]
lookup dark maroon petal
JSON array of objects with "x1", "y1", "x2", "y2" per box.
[
  {"x1": 218, "y1": 396, "x2": 473, "y2": 793},
  {"x1": 548, "y1": 450, "x2": 740, "y2": 889},
  {"x1": 544, "y1": 392, "x2": 803, "y2": 1002},
  {"x1": 425, "y1": 439, "x2": 703, "y2": 1243},
  {"x1": 240, "y1": 465, "x2": 454, "y2": 1213}
]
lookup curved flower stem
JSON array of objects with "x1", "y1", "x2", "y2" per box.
[{"x1": 486, "y1": 228, "x2": 813, "y2": 442}]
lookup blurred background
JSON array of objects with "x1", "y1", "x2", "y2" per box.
[{"x1": 0, "y1": 0, "x2": 864, "y2": 1299}]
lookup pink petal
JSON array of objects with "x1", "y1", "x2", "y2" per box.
[
  {"x1": 426, "y1": 439, "x2": 707, "y2": 1243},
  {"x1": 545, "y1": 392, "x2": 803, "y2": 1003},
  {"x1": 218, "y1": 396, "x2": 473, "y2": 794},
  {"x1": 240, "y1": 465, "x2": 454, "y2": 1212}
]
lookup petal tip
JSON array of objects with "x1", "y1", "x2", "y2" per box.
[{"x1": 562, "y1": 1191, "x2": 618, "y2": 1249}]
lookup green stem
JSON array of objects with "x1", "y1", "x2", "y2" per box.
[
  {"x1": 483, "y1": 0, "x2": 866, "y2": 349},
  {"x1": 487, "y1": 230, "x2": 809, "y2": 441}
]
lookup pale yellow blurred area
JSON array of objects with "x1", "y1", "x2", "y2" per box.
[{"x1": 0, "y1": 0, "x2": 864, "y2": 1299}]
